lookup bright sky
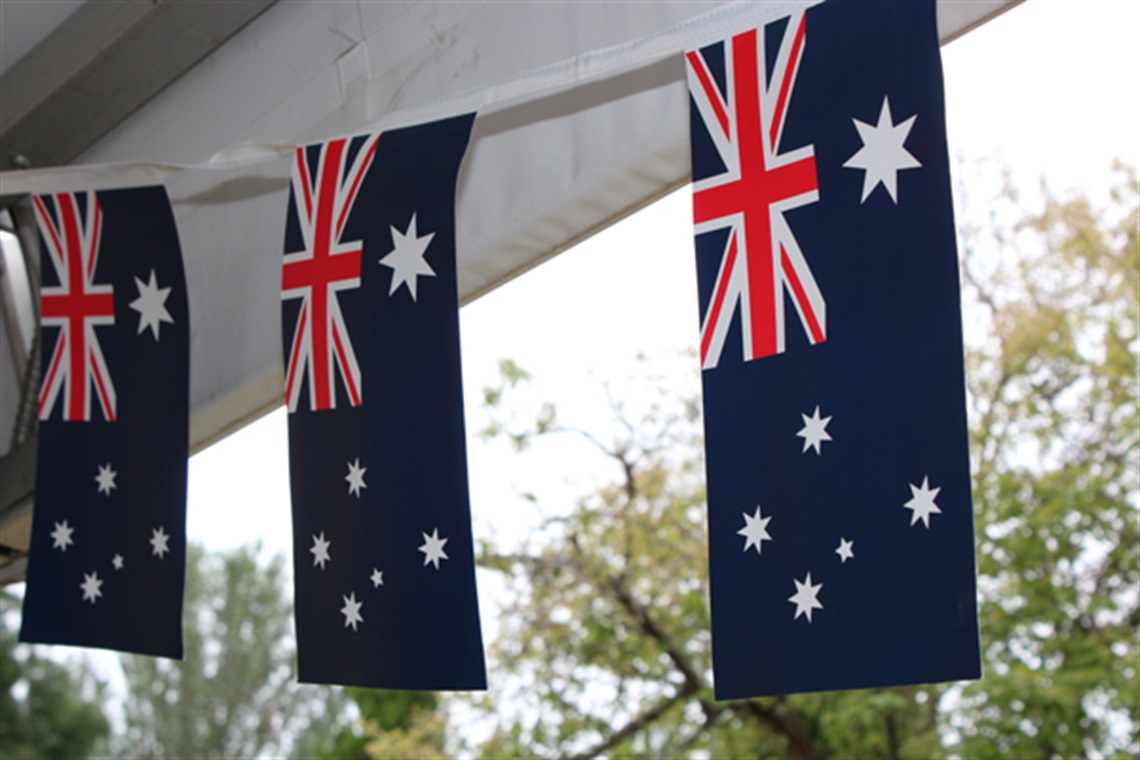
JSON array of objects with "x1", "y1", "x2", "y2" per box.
[{"x1": 185, "y1": 0, "x2": 1140, "y2": 567}]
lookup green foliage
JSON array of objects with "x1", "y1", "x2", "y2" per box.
[
  {"x1": 320, "y1": 687, "x2": 442, "y2": 759},
  {"x1": 950, "y1": 162, "x2": 1138, "y2": 757},
  {"x1": 115, "y1": 543, "x2": 347, "y2": 758},
  {"x1": 0, "y1": 592, "x2": 109, "y2": 760},
  {"x1": 468, "y1": 164, "x2": 1138, "y2": 757},
  {"x1": 362, "y1": 704, "x2": 448, "y2": 759}
]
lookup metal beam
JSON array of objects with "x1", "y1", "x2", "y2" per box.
[{"x1": 0, "y1": 0, "x2": 276, "y2": 170}]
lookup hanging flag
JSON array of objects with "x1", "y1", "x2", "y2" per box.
[
  {"x1": 688, "y1": 0, "x2": 981, "y2": 699},
  {"x1": 19, "y1": 186, "x2": 189, "y2": 658},
  {"x1": 283, "y1": 115, "x2": 485, "y2": 690}
]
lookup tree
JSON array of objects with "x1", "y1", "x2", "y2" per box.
[
  {"x1": 0, "y1": 591, "x2": 110, "y2": 759},
  {"x1": 471, "y1": 364, "x2": 944, "y2": 759},
  {"x1": 947, "y1": 161, "x2": 1138, "y2": 756},
  {"x1": 115, "y1": 543, "x2": 348, "y2": 758},
  {"x1": 464, "y1": 165, "x2": 1137, "y2": 757},
  {"x1": 320, "y1": 687, "x2": 445, "y2": 760}
]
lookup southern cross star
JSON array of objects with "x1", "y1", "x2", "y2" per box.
[
  {"x1": 340, "y1": 592, "x2": 364, "y2": 631},
  {"x1": 379, "y1": 213, "x2": 436, "y2": 301},
  {"x1": 370, "y1": 568, "x2": 384, "y2": 588},
  {"x1": 345, "y1": 458, "x2": 367, "y2": 498},
  {"x1": 95, "y1": 463, "x2": 117, "y2": 495},
  {"x1": 129, "y1": 269, "x2": 174, "y2": 340},
  {"x1": 737, "y1": 506, "x2": 773, "y2": 555},
  {"x1": 904, "y1": 476, "x2": 943, "y2": 528},
  {"x1": 80, "y1": 571, "x2": 104, "y2": 604},
  {"x1": 51, "y1": 520, "x2": 74, "y2": 552},
  {"x1": 796, "y1": 406, "x2": 833, "y2": 455},
  {"x1": 112, "y1": 553, "x2": 125, "y2": 571},
  {"x1": 788, "y1": 572, "x2": 824, "y2": 622},
  {"x1": 311, "y1": 531, "x2": 332, "y2": 569},
  {"x1": 150, "y1": 526, "x2": 171, "y2": 558},
  {"x1": 419, "y1": 528, "x2": 449, "y2": 569},
  {"x1": 843, "y1": 95, "x2": 921, "y2": 204},
  {"x1": 836, "y1": 537, "x2": 855, "y2": 563}
]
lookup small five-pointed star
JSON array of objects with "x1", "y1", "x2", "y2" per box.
[
  {"x1": 904, "y1": 476, "x2": 943, "y2": 528},
  {"x1": 112, "y1": 553, "x2": 125, "y2": 571},
  {"x1": 95, "y1": 463, "x2": 117, "y2": 495},
  {"x1": 51, "y1": 520, "x2": 74, "y2": 552},
  {"x1": 379, "y1": 213, "x2": 436, "y2": 301},
  {"x1": 150, "y1": 526, "x2": 171, "y2": 558},
  {"x1": 788, "y1": 572, "x2": 824, "y2": 622},
  {"x1": 129, "y1": 269, "x2": 174, "y2": 340},
  {"x1": 310, "y1": 532, "x2": 332, "y2": 569},
  {"x1": 345, "y1": 458, "x2": 367, "y2": 498},
  {"x1": 419, "y1": 528, "x2": 449, "y2": 569},
  {"x1": 836, "y1": 537, "x2": 855, "y2": 563},
  {"x1": 843, "y1": 95, "x2": 922, "y2": 203},
  {"x1": 340, "y1": 592, "x2": 364, "y2": 631},
  {"x1": 370, "y1": 568, "x2": 384, "y2": 588},
  {"x1": 796, "y1": 406, "x2": 833, "y2": 455},
  {"x1": 80, "y1": 571, "x2": 103, "y2": 604},
  {"x1": 737, "y1": 506, "x2": 773, "y2": 555}
]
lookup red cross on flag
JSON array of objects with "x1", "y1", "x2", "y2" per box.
[
  {"x1": 282, "y1": 134, "x2": 379, "y2": 412},
  {"x1": 687, "y1": 11, "x2": 825, "y2": 370},
  {"x1": 33, "y1": 192, "x2": 117, "y2": 422}
]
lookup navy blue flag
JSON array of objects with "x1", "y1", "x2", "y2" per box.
[
  {"x1": 687, "y1": 0, "x2": 981, "y2": 698},
  {"x1": 282, "y1": 115, "x2": 485, "y2": 689},
  {"x1": 19, "y1": 186, "x2": 189, "y2": 658}
]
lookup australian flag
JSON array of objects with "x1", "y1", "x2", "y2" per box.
[
  {"x1": 282, "y1": 115, "x2": 486, "y2": 689},
  {"x1": 688, "y1": 0, "x2": 981, "y2": 698},
  {"x1": 19, "y1": 186, "x2": 189, "y2": 658}
]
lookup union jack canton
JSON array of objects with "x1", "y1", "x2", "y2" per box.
[
  {"x1": 282, "y1": 135, "x2": 379, "y2": 412},
  {"x1": 34, "y1": 192, "x2": 117, "y2": 421},
  {"x1": 687, "y1": 9, "x2": 825, "y2": 370}
]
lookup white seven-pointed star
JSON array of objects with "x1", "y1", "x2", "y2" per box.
[
  {"x1": 797, "y1": 406, "x2": 833, "y2": 455},
  {"x1": 340, "y1": 592, "x2": 364, "y2": 631},
  {"x1": 80, "y1": 572, "x2": 103, "y2": 604},
  {"x1": 419, "y1": 528, "x2": 449, "y2": 569},
  {"x1": 843, "y1": 95, "x2": 922, "y2": 203},
  {"x1": 95, "y1": 463, "x2": 117, "y2": 495},
  {"x1": 904, "y1": 476, "x2": 943, "y2": 528},
  {"x1": 737, "y1": 506, "x2": 773, "y2": 555},
  {"x1": 836, "y1": 538, "x2": 855, "y2": 563},
  {"x1": 370, "y1": 568, "x2": 384, "y2": 588},
  {"x1": 310, "y1": 532, "x2": 332, "y2": 569},
  {"x1": 379, "y1": 213, "x2": 436, "y2": 301},
  {"x1": 51, "y1": 520, "x2": 74, "y2": 552},
  {"x1": 129, "y1": 269, "x2": 174, "y2": 340},
  {"x1": 345, "y1": 458, "x2": 367, "y2": 498},
  {"x1": 150, "y1": 526, "x2": 171, "y2": 558},
  {"x1": 788, "y1": 572, "x2": 824, "y2": 622},
  {"x1": 112, "y1": 553, "x2": 125, "y2": 571}
]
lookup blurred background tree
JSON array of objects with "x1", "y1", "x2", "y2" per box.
[
  {"x1": 0, "y1": 590, "x2": 109, "y2": 760},
  {"x1": 462, "y1": 163, "x2": 1138, "y2": 758},
  {"x1": 320, "y1": 687, "x2": 445, "y2": 760},
  {"x1": 112, "y1": 542, "x2": 450, "y2": 759},
  {"x1": 114, "y1": 543, "x2": 347, "y2": 758},
  {"x1": 947, "y1": 162, "x2": 1138, "y2": 756}
]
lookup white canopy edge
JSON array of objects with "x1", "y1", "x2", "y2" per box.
[{"x1": 0, "y1": 0, "x2": 1020, "y2": 458}]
